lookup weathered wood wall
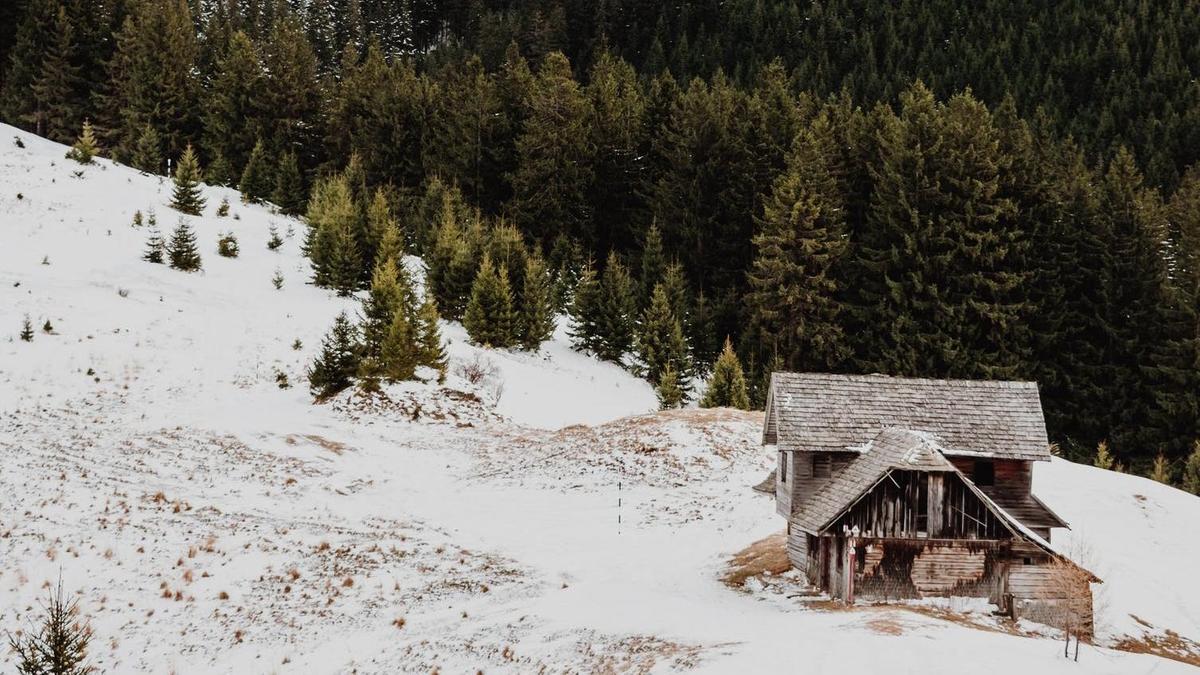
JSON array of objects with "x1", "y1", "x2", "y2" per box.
[
  {"x1": 831, "y1": 470, "x2": 1009, "y2": 540},
  {"x1": 854, "y1": 539, "x2": 1005, "y2": 601}
]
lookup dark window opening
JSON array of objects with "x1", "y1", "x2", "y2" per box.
[
  {"x1": 779, "y1": 452, "x2": 788, "y2": 483},
  {"x1": 1023, "y1": 557, "x2": 1033, "y2": 565},
  {"x1": 973, "y1": 460, "x2": 995, "y2": 486},
  {"x1": 814, "y1": 454, "x2": 832, "y2": 478}
]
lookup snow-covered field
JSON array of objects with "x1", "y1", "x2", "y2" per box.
[{"x1": 1, "y1": 125, "x2": 1197, "y2": 673}]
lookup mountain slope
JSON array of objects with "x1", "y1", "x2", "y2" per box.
[{"x1": 1, "y1": 125, "x2": 1196, "y2": 673}]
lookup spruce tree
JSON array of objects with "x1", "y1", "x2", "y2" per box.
[
  {"x1": 167, "y1": 219, "x2": 201, "y2": 271},
  {"x1": 568, "y1": 260, "x2": 603, "y2": 355},
  {"x1": 639, "y1": 221, "x2": 666, "y2": 307},
  {"x1": 1149, "y1": 454, "x2": 1174, "y2": 485},
  {"x1": 748, "y1": 114, "x2": 849, "y2": 372},
  {"x1": 7, "y1": 578, "x2": 92, "y2": 675},
  {"x1": 593, "y1": 252, "x2": 637, "y2": 363},
  {"x1": 272, "y1": 151, "x2": 305, "y2": 215},
  {"x1": 308, "y1": 312, "x2": 361, "y2": 399},
  {"x1": 30, "y1": 5, "x2": 82, "y2": 142},
  {"x1": 19, "y1": 316, "x2": 34, "y2": 342},
  {"x1": 656, "y1": 364, "x2": 685, "y2": 410},
  {"x1": 203, "y1": 30, "x2": 263, "y2": 178},
  {"x1": 509, "y1": 51, "x2": 595, "y2": 247},
  {"x1": 427, "y1": 206, "x2": 478, "y2": 319},
  {"x1": 1093, "y1": 441, "x2": 1116, "y2": 471},
  {"x1": 416, "y1": 292, "x2": 448, "y2": 380},
  {"x1": 143, "y1": 226, "x2": 165, "y2": 263},
  {"x1": 305, "y1": 174, "x2": 360, "y2": 295},
  {"x1": 637, "y1": 284, "x2": 691, "y2": 389},
  {"x1": 65, "y1": 120, "x2": 99, "y2": 164},
  {"x1": 130, "y1": 124, "x2": 162, "y2": 174},
  {"x1": 463, "y1": 254, "x2": 516, "y2": 348},
  {"x1": 519, "y1": 251, "x2": 555, "y2": 350},
  {"x1": 700, "y1": 337, "x2": 750, "y2": 409},
  {"x1": 239, "y1": 140, "x2": 273, "y2": 203},
  {"x1": 360, "y1": 257, "x2": 414, "y2": 363},
  {"x1": 267, "y1": 225, "x2": 283, "y2": 251},
  {"x1": 170, "y1": 145, "x2": 206, "y2": 215},
  {"x1": 377, "y1": 305, "x2": 418, "y2": 382},
  {"x1": 1183, "y1": 442, "x2": 1200, "y2": 495}
]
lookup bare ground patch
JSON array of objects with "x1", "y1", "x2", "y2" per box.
[{"x1": 722, "y1": 532, "x2": 790, "y2": 590}]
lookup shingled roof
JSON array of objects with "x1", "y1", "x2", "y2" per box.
[
  {"x1": 764, "y1": 372, "x2": 1052, "y2": 461},
  {"x1": 792, "y1": 428, "x2": 958, "y2": 532}
]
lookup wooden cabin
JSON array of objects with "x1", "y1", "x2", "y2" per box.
[{"x1": 764, "y1": 372, "x2": 1098, "y2": 635}]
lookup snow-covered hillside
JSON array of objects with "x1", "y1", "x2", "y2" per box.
[{"x1": 1, "y1": 126, "x2": 1197, "y2": 673}]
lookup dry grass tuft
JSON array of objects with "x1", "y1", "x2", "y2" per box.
[{"x1": 721, "y1": 532, "x2": 789, "y2": 589}]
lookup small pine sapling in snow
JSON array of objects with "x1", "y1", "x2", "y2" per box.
[
  {"x1": 131, "y1": 123, "x2": 162, "y2": 174},
  {"x1": 65, "y1": 119, "x2": 99, "y2": 164},
  {"x1": 216, "y1": 197, "x2": 230, "y2": 217},
  {"x1": 292, "y1": 339, "x2": 303, "y2": 351},
  {"x1": 42, "y1": 320, "x2": 54, "y2": 334},
  {"x1": 239, "y1": 139, "x2": 272, "y2": 203},
  {"x1": 699, "y1": 337, "x2": 750, "y2": 410},
  {"x1": 41, "y1": 255, "x2": 49, "y2": 265},
  {"x1": 308, "y1": 312, "x2": 361, "y2": 400},
  {"x1": 143, "y1": 226, "x2": 165, "y2": 264},
  {"x1": 19, "y1": 316, "x2": 34, "y2": 342},
  {"x1": 147, "y1": 209, "x2": 157, "y2": 227},
  {"x1": 275, "y1": 369, "x2": 290, "y2": 389},
  {"x1": 217, "y1": 232, "x2": 239, "y2": 258},
  {"x1": 167, "y1": 220, "x2": 202, "y2": 271},
  {"x1": 132, "y1": 210, "x2": 143, "y2": 227},
  {"x1": 272, "y1": 269, "x2": 284, "y2": 289},
  {"x1": 14, "y1": 136, "x2": 25, "y2": 149},
  {"x1": 1093, "y1": 441, "x2": 1115, "y2": 471},
  {"x1": 170, "y1": 144, "x2": 206, "y2": 215},
  {"x1": 417, "y1": 292, "x2": 448, "y2": 381},
  {"x1": 7, "y1": 578, "x2": 92, "y2": 675},
  {"x1": 656, "y1": 365, "x2": 684, "y2": 410},
  {"x1": 267, "y1": 224, "x2": 283, "y2": 251}
]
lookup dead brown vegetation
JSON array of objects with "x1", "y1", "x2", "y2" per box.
[{"x1": 721, "y1": 533, "x2": 789, "y2": 589}]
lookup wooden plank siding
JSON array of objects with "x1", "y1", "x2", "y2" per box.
[
  {"x1": 829, "y1": 470, "x2": 1010, "y2": 540},
  {"x1": 854, "y1": 539, "x2": 1006, "y2": 601}
]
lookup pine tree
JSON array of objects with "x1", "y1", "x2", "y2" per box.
[
  {"x1": 360, "y1": 257, "x2": 414, "y2": 362},
  {"x1": 203, "y1": 30, "x2": 263, "y2": 178},
  {"x1": 748, "y1": 114, "x2": 849, "y2": 372},
  {"x1": 593, "y1": 252, "x2": 637, "y2": 363},
  {"x1": 1093, "y1": 441, "x2": 1116, "y2": 471},
  {"x1": 65, "y1": 120, "x2": 99, "y2": 164},
  {"x1": 700, "y1": 337, "x2": 750, "y2": 409},
  {"x1": 272, "y1": 151, "x2": 305, "y2": 215},
  {"x1": 101, "y1": 0, "x2": 199, "y2": 162},
  {"x1": 239, "y1": 139, "x2": 273, "y2": 203},
  {"x1": 1183, "y1": 442, "x2": 1200, "y2": 495},
  {"x1": 509, "y1": 51, "x2": 594, "y2": 247},
  {"x1": 143, "y1": 226, "x2": 165, "y2": 263},
  {"x1": 639, "y1": 221, "x2": 666, "y2": 307},
  {"x1": 519, "y1": 251, "x2": 555, "y2": 350},
  {"x1": 267, "y1": 224, "x2": 283, "y2": 251},
  {"x1": 362, "y1": 188, "x2": 395, "y2": 273},
  {"x1": 7, "y1": 578, "x2": 92, "y2": 675},
  {"x1": 305, "y1": 174, "x2": 360, "y2": 295},
  {"x1": 416, "y1": 291, "x2": 447, "y2": 381},
  {"x1": 1149, "y1": 454, "x2": 1174, "y2": 485},
  {"x1": 19, "y1": 316, "x2": 34, "y2": 342},
  {"x1": 308, "y1": 312, "x2": 361, "y2": 399},
  {"x1": 170, "y1": 145, "x2": 206, "y2": 215},
  {"x1": 167, "y1": 219, "x2": 201, "y2": 271},
  {"x1": 464, "y1": 254, "x2": 517, "y2": 348},
  {"x1": 637, "y1": 284, "x2": 691, "y2": 390},
  {"x1": 656, "y1": 364, "x2": 685, "y2": 410},
  {"x1": 427, "y1": 205, "x2": 477, "y2": 319},
  {"x1": 568, "y1": 260, "x2": 603, "y2": 354},
  {"x1": 30, "y1": 5, "x2": 83, "y2": 142},
  {"x1": 130, "y1": 124, "x2": 162, "y2": 174},
  {"x1": 586, "y1": 50, "x2": 647, "y2": 255},
  {"x1": 377, "y1": 305, "x2": 418, "y2": 382},
  {"x1": 217, "y1": 232, "x2": 239, "y2": 258}
]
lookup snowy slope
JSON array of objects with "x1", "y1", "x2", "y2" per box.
[{"x1": 1, "y1": 125, "x2": 1197, "y2": 674}]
